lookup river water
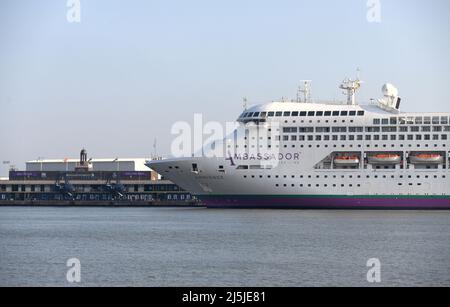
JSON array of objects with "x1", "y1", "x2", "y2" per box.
[{"x1": 1, "y1": 207, "x2": 449, "y2": 286}]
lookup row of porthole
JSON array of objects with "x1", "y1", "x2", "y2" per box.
[
  {"x1": 277, "y1": 184, "x2": 363, "y2": 188},
  {"x1": 275, "y1": 183, "x2": 429, "y2": 188}
]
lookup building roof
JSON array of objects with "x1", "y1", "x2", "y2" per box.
[
  {"x1": 27, "y1": 158, "x2": 148, "y2": 163},
  {"x1": 26, "y1": 158, "x2": 152, "y2": 172}
]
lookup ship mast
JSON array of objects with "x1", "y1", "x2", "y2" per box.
[
  {"x1": 297, "y1": 80, "x2": 312, "y2": 103},
  {"x1": 340, "y1": 77, "x2": 363, "y2": 105}
]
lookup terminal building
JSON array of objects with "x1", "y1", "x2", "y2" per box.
[
  {"x1": 25, "y1": 157, "x2": 153, "y2": 173},
  {"x1": 0, "y1": 149, "x2": 196, "y2": 205}
]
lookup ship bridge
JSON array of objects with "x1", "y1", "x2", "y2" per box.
[
  {"x1": 237, "y1": 102, "x2": 371, "y2": 124},
  {"x1": 237, "y1": 79, "x2": 406, "y2": 124}
]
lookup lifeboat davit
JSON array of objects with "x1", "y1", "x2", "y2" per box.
[
  {"x1": 334, "y1": 155, "x2": 360, "y2": 166},
  {"x1": 410, "y1": 154, "x2": 443, "y2": 164},
  {"x1": 368, "y1": 154, "x2": 401, "y2": 164}
]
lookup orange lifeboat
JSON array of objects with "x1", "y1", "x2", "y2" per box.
[
  {"x1": 410, "y1": 154, "x2": 443, "y2": 164},
  {"x1": 368, "y1": 154, "x2": 401, "y2": 164},
  {"x1": 334, "y1": 155, "x2": 360, "y2": 166}
]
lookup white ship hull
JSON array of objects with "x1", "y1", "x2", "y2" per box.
[{"x1": 147, "y1": 84, "x2": 450, "y2": 209}]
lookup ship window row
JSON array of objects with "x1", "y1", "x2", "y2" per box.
[
  {"x1": 300, "y1": 143, "x2": 447, "y2": 149},
  {"x1": 241, "y1": 110, "x2": 365, "y2": 118},
  {"x1": 243, "y1": 174, "x2": 446, "y2": 179},
  {"x1": 374, "y1": 116, "x2": 449, "y2": 125},
  {"x1": 289, "y1": 144, "x2": 447, "y2": 150},
  {"x1": 282, "y1": 126, "x2": 450, "y2": 134},
  {"x1": 369, "y1": 126, "x2": 450, "y2": 132},
  {"x1": 281, "y1": 134, "x2": 449, "y2": 141},
  {"x1": 237, "y1": 143, "x2": 448, "y2": 150},
  {"x1": 274, "y1": 183, "x2": 436, "y2": 188}
]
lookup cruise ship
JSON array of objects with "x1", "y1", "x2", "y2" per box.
[{"x1": 147, "y1": 79, "x2": 450, "y2": 209}]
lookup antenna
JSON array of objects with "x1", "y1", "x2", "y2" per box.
[
  {"x1": 298, "y1": 80, "x2": 312, "y2": 103},
  {"x1": 153, "y1": 138, "x2": 157, "y2": 158},
  {"x1": 242, "y1": 97, "x2": 248, "y2": 110}
]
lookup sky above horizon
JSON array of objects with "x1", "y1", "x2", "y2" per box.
[{"x1": 1, "y1": 0, "x2": 450, "y2": 175}]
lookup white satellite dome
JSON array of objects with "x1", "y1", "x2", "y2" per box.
[{"x1": 382, "y1": 83, "x2": 399, "y2": 98}]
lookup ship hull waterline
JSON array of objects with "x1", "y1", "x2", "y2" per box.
[{"x1": 199, "y1": 195, "x2": 450, "y2": 209}]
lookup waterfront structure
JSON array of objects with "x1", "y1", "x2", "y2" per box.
[{"x1": 0, "y1": 150, "x2": 195, "y2": 205}]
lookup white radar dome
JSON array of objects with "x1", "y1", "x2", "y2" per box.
[{"x1": 382, "y1": 83, "x2": 399, "y2": 98}]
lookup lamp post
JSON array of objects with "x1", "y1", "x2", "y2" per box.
[
  {"x1": 113, "y1": 158, "x2": 119, "y2": 172},
  {"x1": 37, "y1": 157, "x2": 45, "y2": 172}
]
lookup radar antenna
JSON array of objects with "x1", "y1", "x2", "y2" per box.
[{"x1": 297, "y1": 80, "x2": 312, "y2": 103}]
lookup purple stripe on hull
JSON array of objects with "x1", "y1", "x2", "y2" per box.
[{"x1": 200, "y1": 196, "x2": 450, "y2": 209}]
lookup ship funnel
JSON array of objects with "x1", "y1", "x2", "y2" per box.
[{"x1": 80, "y1": 149, "x2": 88, "y2": 166}]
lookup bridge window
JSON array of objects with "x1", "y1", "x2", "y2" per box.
[{"x1": 237, "y1": 165, "x2": 249, "y2": 170}]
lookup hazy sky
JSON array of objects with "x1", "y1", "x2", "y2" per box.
[{"x1": 1, "y1": 0, "x2": 450, "y2": 176}]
